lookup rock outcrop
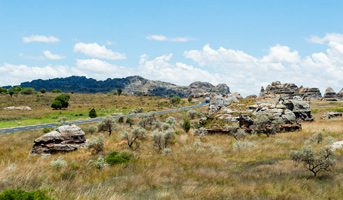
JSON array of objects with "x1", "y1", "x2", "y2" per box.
[
  {"x1": 208, "y1": 95, "x2": 238, "y2": 114},
  {"x1": 259, "y1": 81, "x2": 322, "y2": 101},
  {"x1": 4, "y1": 106, "x2": 32, "y2": 111},
  {"x1": 322, "y1": 87, "x2": 337, "y2": 101},
  {"x1": 283, "y1": 99, "x2": 313, "y2": 121},
  {"x1": 259, "y1": 81, "x2": 299, "y2": 99},
  {"x1": 297, "y1": 87, "x2": 322, "y2": 101},
  {"x1": 336, "y1": 88, "x2": 343, "y2": 100},
  {"x1": 30, "y1": 125, "x2": 86, "y2": 155},
  {"x1": 245, "y1": 95, "x2": 257, "y2": 99}
]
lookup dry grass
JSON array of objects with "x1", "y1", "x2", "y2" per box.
[
  {"x1": 0, "y1": 93, "x2": 197, "y2": 128},
  {"x1": 0, "y1": 99, "x2": 343, "y2": 199}
]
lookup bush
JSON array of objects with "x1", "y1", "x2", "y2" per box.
[
  {"x1": 170, "y1": 96, "x2": 181, "y2": 104},
  {"x1": 0, "y1": 87, "x2": 7, "y2": 94},
  {"x1": 88, "y1": 125, "x2": 98, "y2": 135},
  {"x1": 187, "y1": 110, "x2": 198, "y2": 119},
  {"x1": 93, "y1": 156, "x2": 107, "y2": 169},
  {"x1": 51, "y1": 94, "x2": 70, "y2": 110},
  {"x1": 120, "y1": 127, "x2": 147, "y2": 149},
  {"x1": 105, "y1": 151, "x2": 133, "y2": 166},
  {"x1": 151, "y1": 129, "x2": 175, "y2": 151},
  {"x1": 98, "y1": 115, "x2": 116, "y2": 136},
  {"x1": 165, "y1": 116, "x2": 176, "y2": 127},
  {"x1": 0, "y1": 189, "x2": 53, "y2": 200},
  {"x1": 87, "y1": 134, "x2": 105, "y2": 155},
  {"x1": 118, "y1": 116, "x2": 124, "y2": 123},
  {"x1": 51, "y1": 156, "x2": 67, "y2": 169},
  {"x1": 188, "y1": 96, "x2": 192, "y2": 103},
  {"x1": 138, "y1": 112, "x2": 157, "y2": 129},
  {"x1": 40, "y1": 88, "x2": 46, "y2": 94},
  {"x1": 51, "y1": 89, "x2": 62, "y2": 93},
  {"x1": 182, "y1": 118, "x2": 191, "y2": 133},
  {"x1": 21, "y1": 87, "x2": 35, "y2": 95},
  {"x1": 291, "y1": 145, "x2": 336, "y2": 177},
  {"x1": 117, "y1": 88, "x2": 122, "y2": 96},
  {"x1": 89, "y1": 108, "x2": 97, "y2": 118},
  {"x1": 43, "y1": 127, "x2": 51, "y2": 133},
  {"x1": 194, "y1": 127, "x2": 208, "y2": 137},
  {"x1": 126, "y1": 117, "x2": 134, "y2": 126},
  {"x1": 306, "y1": 130, "x2": 324, "y2": 144}
]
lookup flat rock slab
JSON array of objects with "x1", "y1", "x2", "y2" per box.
[
  {"x1": 4, "y1": 106, "x2": 32, "y2": 111},
  {"x1": 30, "y1": 124, "x2": 86, "y2": 155},
  {"x1": 323, "y1": 112, "x2": 342, "y2": 119}
]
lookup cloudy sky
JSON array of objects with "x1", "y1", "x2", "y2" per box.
[{"x1": 1, "y1": 0, "x2": 343, "y2": 96}]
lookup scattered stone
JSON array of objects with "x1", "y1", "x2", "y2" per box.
[
  {"x1": 4, "y1": 106, "x2": 32, "y2": 111},
  {"x1": 322, "y1": 112, "x2": 342, "y2": 119},
  {"x1": 30, "y1": 125, "x2": 86, "y2": 155}
]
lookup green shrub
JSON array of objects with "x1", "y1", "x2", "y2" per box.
[
  {"x1": 0, "y1": 189, "x2": 53, "y2": 200},
  {"x1": 188, "y1": 96, "x2": 192, "y2": 103},
  {"x1": 51, "y1": 100, "x2": 62, "y2": 110},
  {"x1": 21, "y1": 87, "x2": 35, "y2": 95},
  {"x1": 88, "y1": 125, "x2": 98, "y2": 135},
  {"x1": 126, "y1": 117, "x2": 134, "y2": 126},
  {"x1": 88, "y1": 108, "x2": 97, "y2": 118},
  {"x1": 118, "y1": 116, "x2": 124, "y2": 123},
  {"x1": 43, "y1": 127, "x2": 51, "y2": 133},
  {"x1": 51, "y1": 94, "x2": 70, "y2": 110},
  {"x1": 40, "y1": 88, "x2": 46, "y2": 94},
  {"x1": 170, "y1": 96, "x2": 181, "y2": 104},
  {"x1": 105, "y1": 151, "x2": 133, "y2": 166},
  {"x1": 182, "y1": 118, "x2": 191, "y2": 133},
  {"x1": 51, "y1": 89, "x2": 61, "y2": 93}
]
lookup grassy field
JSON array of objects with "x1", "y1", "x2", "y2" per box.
[
  {"x1": 0, "y1": 93, "x2": 196, "y2": 128},
  {"x1": 0, "y1": 97, "x2": 343, "y2": 199}
]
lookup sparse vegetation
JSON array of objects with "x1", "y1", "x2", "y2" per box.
[
  {"x1": 97, "y1": 115, "x2": 116, "y2": 136},
  {"x1": 87, "y1": 134, "x2": 105, "y2": 154}
]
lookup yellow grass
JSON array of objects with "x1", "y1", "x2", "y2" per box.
[{"x1": 0, "y1": 99, "x2": 343, "y2": 199}]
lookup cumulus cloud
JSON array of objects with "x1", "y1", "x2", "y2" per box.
[
  {"x1": 74, "y1": 42, "x2": 126, "y2": 60},
  {"x1": 22, "y1": 35, "x2": 60, "y2": 43},
  {"x1": 146, "y1": 35, "x2": 193, "y2": 42},
  {"x1": 18, "y1": 53, "x2": 44, "y2": 60},
  {"x1": 184, "y1": 40, "x2": 343, "y2": 95},
  {"x1": 43, "y1": 51, "x2": 66, "y2": 60}
]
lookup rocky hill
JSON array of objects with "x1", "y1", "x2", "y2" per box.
[{"x1": 8, "y1": 75, "x2": 230, "y2": 97}]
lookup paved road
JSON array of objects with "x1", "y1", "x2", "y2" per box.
[{"x1": 0, "y1": 101, "x2": 209, "y2": 135}]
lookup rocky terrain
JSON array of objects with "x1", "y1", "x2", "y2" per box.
[
  {"x1": 259, "y1": 81, "x2": 322, "y2": 101},
  {"x1": 4, "y1": 75, "x2": 230, "y2": 97}
]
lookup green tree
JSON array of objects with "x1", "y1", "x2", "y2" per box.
[
  {"x1": 182, "y1": 118, "x2": 191, "y2": 133},
  {"x1": 188, "y1": 96, "x2": 193, "y2": 103},
  {"x1": 15, "y1": 86, "x2": 22, "y2": 92},
  {"x1": 8, "y1": 87, "x2": 15, "y2": 97},
  {"x1": 51, "y1": 94, "x2": 70, "y2": 110},
  {"x1": 21, "y1": 87, "x2": 35, "y2": 95},
  {"x1": 0, "y1": 87, "x2": 7, "y2": 94},
  {"x1": 71, "y1": 91, "x2": 74, "y2": 94},
  {"x1": 98, "y1": 115, "x2": 116, "y2": 136},
  {"x1": 40, "y1": 88, "x2": 46, "y2": 94},
  {"x1": 118, "y1": 116, "x2": 124, "y2": 123},
  {"x1": 117, "y1": 88, "x2": 122, "y2": 96},
  {"x1": 89, "y1": 108, "x2": 97, "y2": 118},
  {"x1": 290, "y1": 145, "x2": 336, "y2": 177}
]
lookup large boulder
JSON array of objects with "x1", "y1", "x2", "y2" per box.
[
  {"x1": 323, "y1": 87, "x2": 337, "y2": 101},
  {"x1": 208, "y1": 95, "x2": 238, "y2": 114},
  {"x1": 283, "y1": 100, "x2": 313, "y2": 121},
  {"x1": 30, "y1": 125, "x2": 86, "y2": 155}
]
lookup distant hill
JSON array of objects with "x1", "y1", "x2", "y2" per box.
[{"x1": 5, "y1": 76, "x2": 230, "y2": 97}]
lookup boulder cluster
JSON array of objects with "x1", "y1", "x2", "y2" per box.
[{"x1": 30, "y1": 125, "x2": 86, "y2": 155}]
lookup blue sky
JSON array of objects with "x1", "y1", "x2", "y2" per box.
[{"x1": 1, "y1": 0, "x2": 343, "y2": 96}]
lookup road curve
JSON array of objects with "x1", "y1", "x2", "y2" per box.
[{"x1": 0, "y1": 101, "x2": 209, "y2": 135}]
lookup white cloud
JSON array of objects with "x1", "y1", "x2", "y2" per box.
[
  {"x1": 146, "y1": 35, "x2": 193, "y2": 42},
  {"x1": 18, "y1": 53, "x2": 44, "y2": 60},
  {"x1": 308, "y1": 33, "x2": 343, "y2": 44},
  {"x1": 43, "y1": 51, "x2": 66, "y2": 60},
  {"x1": 22, "y1": 35, "x2": 60, "y2": 43},
  {"x1": 73, "y1": 42, "x2": 126, "y2": 60},
  {"x1": 138, "y1": 54, "x2": 223, "y2": 85},
  {"x1": 106, "y1": 40, "x2": 117, "y2": 45},
  {"x1": 261, "y1": 44, "x2": 300, "y2": 63}
]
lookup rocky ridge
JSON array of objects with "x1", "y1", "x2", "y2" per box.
[{"x1": 6, "y1": 75, "x2": 230, "y2": 97}]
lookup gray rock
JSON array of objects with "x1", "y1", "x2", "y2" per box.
[
  {"x1": 232, "y1": 92, "x2": 243, "y2": 100},
  {"x1": 239, "y1": 114, "x2": 254, "y2": 128},
  {"x1": 322, "y1": 112, "x2": 342, "y2": 119},
  {"x1": 323, "y1": 87, "x2": 338, "y2": 101},
  {"x1": 30, "y1": 125, "x2": 86, "y2": 155},
  {"x1": 293, "y1": 96, "x2": 303, "y2": 101},
  {"x1": 336, "y1": 88, "x2": 343, "y2": 100},
  {"x1": 283, "y1": 100, "x2": 313, "y2": 121},
  {"x1": 4, "y1": 106, "x2": 32, "y2": 111},
  {"x1": 331, "y1": 141, "x2": 343, "y2": 151},
  {"x1": 297, "y1": 87, "x2": 322, "y2": 101},
  {"x1": 208, "y1": 95, "x2": 238, "y2": 114}
]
